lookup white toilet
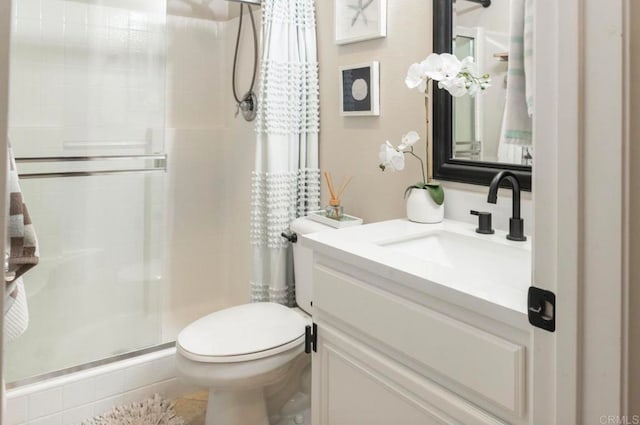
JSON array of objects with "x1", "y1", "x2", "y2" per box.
[{"x1": 175, "y1": 217, "x2": 330, "y2": 425}]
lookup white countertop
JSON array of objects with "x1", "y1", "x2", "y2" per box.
[{"x1": 302, "y1": 219, "x2": 532, "y2": 326}]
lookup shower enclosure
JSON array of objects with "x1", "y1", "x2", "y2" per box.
[{"x1": 5, "y1": 0, "x2": 168, "y2": 383}]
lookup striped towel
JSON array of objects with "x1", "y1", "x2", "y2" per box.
[
  {"x1": 5, "y1": 143, "x2": 39, "y2": 342},
  {"x1": 498, "y1": 0, "x2": 534, "y2": 164}
]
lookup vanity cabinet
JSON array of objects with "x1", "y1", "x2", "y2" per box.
[{"x1": 310, "y1": 260, "x2": 531, "y2": 425}]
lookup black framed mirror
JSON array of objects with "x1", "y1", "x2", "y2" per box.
[{"x1": 432, "y1": 0, "x2": 532, "y2": 191}]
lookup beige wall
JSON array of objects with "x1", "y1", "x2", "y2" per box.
[
  {"x1": 629, "y1": 0, "x2": 640, "y2": 414},
  {"x1": 316, "y1": 2, "x2": 532, "y2": 231},
  {"x1": 316, "y1": 0, "x2": 430, "y2": 223}
]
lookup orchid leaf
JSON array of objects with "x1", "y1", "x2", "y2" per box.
[
  {"x1": 404, "y1": 182, "x2": 445, "y2": 205},
  {"x1": 404, "y1": 182, "x2": 426, "y2": 198},
  {"x1": 404, "y1": 185, "x2": 416, "y2": 199},
  {"x1": 426, "y1": 184, "x2": 445, "y2": 205}
]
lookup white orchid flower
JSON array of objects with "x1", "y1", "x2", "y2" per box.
[
  {"x1": 439, "y1": 53, "x2": 463, "y2": 79},
  {"x1": 389, "y1": 150, "x2": 405, "y2": 171},
  {"x1": 379, "y1": 141, "x2": 394, "y2": 164},
  {"x1": 419, "y1": 54, "x2": 445, "y2": 81},
  {"x1": 421, "y1": 53, "x2": 462, "y2": 82},
  {"x1": 398, "y1": 131, "x2": 420, "y2": 151},
  {"x1": 405, "y1": 62, "x2": 429, "y2": 92},
  {"x1": 438, "y1": 76, "x2": 468, "y2": 97},
  {"x1": 378, "y1": 141, "x2": 405, "y2": 171},
  {"x1": 406, "y1": 53, "x2": 491, "y2": 98},
  {"x1": 460, "y1": 56, "x2": 479, "y2": 77},
  {"x1": 379, "y1": 141, "x2": 396, "y2": 167},
  {"x1": 406, "y1": 53, "x2": 465, "y2": 93},
  {"x1": 466, "y1": 81, "x2": 480, "y2": 97}
]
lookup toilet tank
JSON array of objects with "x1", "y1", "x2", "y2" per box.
[{"x1": 290, "y1": 217, "x2": 334, "y2": 315}]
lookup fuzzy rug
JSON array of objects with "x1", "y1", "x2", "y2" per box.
[{"x1": 81, "y1": 394, "x2": 185, "y2": 425}]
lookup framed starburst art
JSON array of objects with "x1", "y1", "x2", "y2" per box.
[{"x1": 334, "y1": 0, "x2": 387, "y2": 45}]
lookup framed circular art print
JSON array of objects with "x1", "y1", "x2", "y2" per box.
[{"x1": 339, "y1": 61, "x2": 380, "y2": 116}]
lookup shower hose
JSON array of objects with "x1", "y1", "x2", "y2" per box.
[{"x1": 232, "y1": 3, "x2": 259, "y2": 121}]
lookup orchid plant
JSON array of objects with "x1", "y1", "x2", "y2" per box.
[{"x1": 378, "y1": 53, "x2": 491, "y2": 205}]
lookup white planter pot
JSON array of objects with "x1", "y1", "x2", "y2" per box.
[{"x1": 406, "y1": 188, "x2": 444, "y2": 223}]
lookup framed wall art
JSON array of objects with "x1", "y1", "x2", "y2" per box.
[
  {"x1": 339, "y1": 61, "x2": 380, "y2": 116},
  {"x1": 335, "y1": 0, "x2": 387, "y2": 45}
]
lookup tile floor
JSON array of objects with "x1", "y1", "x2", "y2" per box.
[{"x1": 173, "y1": 391, "x2": 208, "y2": 425}]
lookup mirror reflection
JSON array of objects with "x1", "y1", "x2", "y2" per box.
[{"x1": 452, "y1": 0, "x2": 533, "y2": 166}]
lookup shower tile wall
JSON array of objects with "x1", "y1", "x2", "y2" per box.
[
  {"x1": 162, "y1": 9, "x2": 254, "y2": 339},
  {"x1": 9, "y1": 0, "x2": 166, "y2": 156}
]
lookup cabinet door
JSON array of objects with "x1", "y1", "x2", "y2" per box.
[
  {"x1": 312, "y1": 265, "x2": 526, "y2": 417},
  {"x1": 311, "y1": 323, "x2": 507, "y2": 425}
]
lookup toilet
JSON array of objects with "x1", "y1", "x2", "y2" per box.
[{"x1": 175, "y1": 217, "x2": 332, "y2": 425}]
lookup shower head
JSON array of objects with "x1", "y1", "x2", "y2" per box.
[{"x1": 227, "y1": 0, "x2": 261, "y2": 5}]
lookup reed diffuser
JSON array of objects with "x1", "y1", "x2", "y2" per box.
[{"x1": 324, "y1": 172, "x2": 353, "y2": 220}]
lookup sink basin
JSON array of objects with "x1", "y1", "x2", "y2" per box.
[
  {"x1": 302, "y1": 219, "x2": 532, "y2": 316},
  {"x1": 378, "y1": 229, "x2": 531, "y2": 288}
]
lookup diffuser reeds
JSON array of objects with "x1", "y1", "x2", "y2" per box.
[{"x1": 324, "y1": 172, "x2": 353, "y2": 207}]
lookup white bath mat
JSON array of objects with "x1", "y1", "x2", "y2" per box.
[{"x1": 81, "y1": 394, "x2": 185, "y2": 425}]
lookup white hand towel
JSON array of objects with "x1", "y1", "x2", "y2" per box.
[{"x1": 5, "y1": 278, "x2": 29, "y2": 342}]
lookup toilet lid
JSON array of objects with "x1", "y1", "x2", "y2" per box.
[{"x1": 177, "y1": 303, "x2": 308, "y2": 360}]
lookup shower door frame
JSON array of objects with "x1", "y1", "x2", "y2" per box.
[
  {"x1": 0, "y1": 0, "x2": 12, "y2": 418},
  {"x1": 1, "y1": 0, "x2": 171, "y2": 386}
]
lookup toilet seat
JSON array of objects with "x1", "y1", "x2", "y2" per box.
[{"x1": 177, "y1": 302, "x2": 309, "y2": 364}]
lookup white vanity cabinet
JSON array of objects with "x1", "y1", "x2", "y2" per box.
[{"x1": 309, "y1": 259, "x2": 531, "y2": 425}]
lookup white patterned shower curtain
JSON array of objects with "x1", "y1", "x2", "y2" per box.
[{"x1": 250, "y1": 0, "x2": 320, "y2": 305}]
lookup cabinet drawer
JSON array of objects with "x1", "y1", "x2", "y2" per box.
[{"x1": 313, "y1": 265, "x2": 526, "y2": 417}]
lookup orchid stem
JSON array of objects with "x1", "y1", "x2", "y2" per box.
[
  {"x1": 424, "y1": 86, "x2": 433, "y2": 184},
  {"x1": 407, "y1": 148, "x2": 427, "y2": 185}
]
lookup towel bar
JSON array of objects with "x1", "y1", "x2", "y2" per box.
[
  {"x1": 15, "y1": 154, "x2": 167, "y2": 179},
  {"x1": 15, "y1": 154, "x2": 166, "y2": 163},
  {"x1": 18, "y1": 168, "x2": 166, "y2": 179}
]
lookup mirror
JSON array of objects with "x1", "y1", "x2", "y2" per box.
[{"x1": 433, "y1": 0, "x2": 532, "y2": 190}]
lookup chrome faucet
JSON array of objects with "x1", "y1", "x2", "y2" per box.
[{"x1": 487, "y1": 171, "x2": 527, "y2": 241}]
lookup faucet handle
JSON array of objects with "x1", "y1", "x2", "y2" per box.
[{"x1": 470, "y1": 210, "x2": 495, "y2": 235}]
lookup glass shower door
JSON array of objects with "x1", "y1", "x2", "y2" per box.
[{"x1": 5, "y1": 0, "x2": 167, "y2": 383}]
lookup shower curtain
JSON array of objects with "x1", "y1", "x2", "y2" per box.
[{"x1": 250, "y1": 0, "x2": 320, "y2": 305}]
